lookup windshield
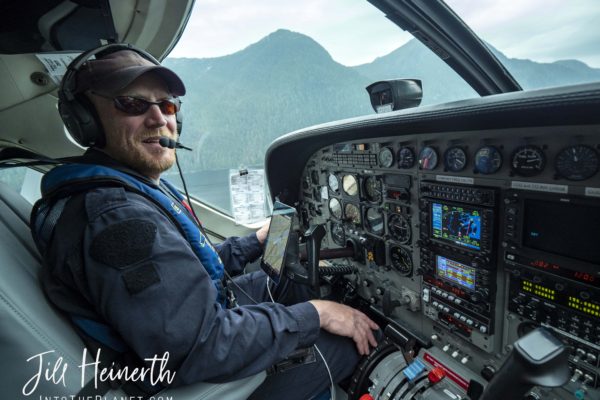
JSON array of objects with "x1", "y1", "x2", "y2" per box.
[
  {"x1": 165, "y1": 0, "x2": 600, "y2": 218},
  {"x1": 446, "y1": 0, "x2": 600, "y2": 90}
]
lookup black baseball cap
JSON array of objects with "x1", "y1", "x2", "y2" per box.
[{"x1": 75, "y1": 49, "x2": 186, "y2": 96}]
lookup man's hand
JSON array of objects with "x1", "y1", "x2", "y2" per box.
[
  {"x1": 309, "y1": 300, "x2": 379, "y2": 355},
  {"x1": 256, "y1": 221, "x2": 270, "y2": 245}
]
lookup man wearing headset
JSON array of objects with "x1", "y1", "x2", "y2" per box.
[{"x1": 31, "y1": 45, "x2": 379, "y2": 399}]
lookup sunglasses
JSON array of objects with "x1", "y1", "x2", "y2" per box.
[{"x1": 91, "y1": 92, "x2": 181, "y2": 116}]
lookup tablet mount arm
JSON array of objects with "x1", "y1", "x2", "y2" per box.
[{"x1": 284, "y1": 224, "x2": 326, "y2": 296}]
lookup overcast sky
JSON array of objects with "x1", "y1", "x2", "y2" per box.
[{"x1": 169, "y1": 0, "x2": 600, "y2": 68}]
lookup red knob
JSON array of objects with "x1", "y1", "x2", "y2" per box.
[
  {"x1": 428, "y1": 366, "x2": 446, "y2": 384},
  {"x1": 358, "y1": 394, "x2": 374, "y2": 400}
]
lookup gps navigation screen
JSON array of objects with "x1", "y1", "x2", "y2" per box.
[
  {"x1": 436, "y1": 255, "x2": 476, "y2": 290},
  {"x1": 431, "y1": 202, "x2": 481, "y2": 250},
  {"x1": 261, "y1": 203, "x2": 295, "y2": 281}
]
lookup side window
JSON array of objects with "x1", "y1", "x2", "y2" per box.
[{"x1": 0, "y1": 167, "x2": 42, "y2": 204}]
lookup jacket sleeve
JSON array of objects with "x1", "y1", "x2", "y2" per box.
[
  {"x1": 214, "y1": 234, "x2": 263, "y2": 276},
  {"x1": 81, "y1": 188, "x2": 320, "y2": 386}
]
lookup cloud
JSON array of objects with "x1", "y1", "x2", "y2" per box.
[
  {"x1": 446, "y1": 0, "x2": 600, "y2": 67},
  {"x1": 170, "y1": 0, "x2": 600, "y2": 68},
  {"x1": 168, "y1": 0, "x2": 411, "y2": 66}
]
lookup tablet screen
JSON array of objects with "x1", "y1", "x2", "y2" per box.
[{"x1": 261, "y1": 202, "x2": 296, "y2": 282}]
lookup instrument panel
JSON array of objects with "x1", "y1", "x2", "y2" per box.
[{"x1": 296, "y1": 125, "x2": 600, "y2": 399}]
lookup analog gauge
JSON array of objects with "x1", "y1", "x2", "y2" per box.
[
  {"x1": 344, "y1": 203, "x2": 361, "y2": 225},
  {"x1": 363, "y1": 176, "x2": 382, "y2": 203},
  {"x1": 444, "y1": 146, "x2": 467, "y2": 172},
  {"x1": 328, "y1": 173, "x2": 339, "y2": 192},
  {"x1": 511, "y1": 145, "x2": 546, "y2": 177},
  {"x1": 397, "y1": 147, "x2": 415, "y2": 169},
  {"x1": 389, "y1": 245, "x2": 413, "y2": 276},
  {"x1": 365, "y1": 208, "x2": 384, "y2": 235},
  {"x1": 342, "y1": 174, "x2": 358, "y2": 196},
  {"x1": 474, "y1": 145, "x2": 502, "y2": 174},
  {"x1": 331, "y1": 223, "x2": 346, "y2": 246},
  {"x1": 418, "y1": 146, "x2": 438, "y2": 170},
  {"x1": 387, "y1": 214, "x2": 411, "y2": 244},
  {"x1": 555, "y1": 145, "x2": 599, "y2": 181},
  {"x1": 328, "y1": 198, "x2": 342, "y2": 219},
  {"x1": 378, "y1": 147, "x2": 394, "y2": 168}
]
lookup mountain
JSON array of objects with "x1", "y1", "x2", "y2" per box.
[
  {"x1": 487, "y1": 45, "x2": 600, "y2": 90},
  {"x1": 164, "y1": 29, "x2": 600, "y2": 173},
  {"x1": 353, "y1": 39, "x2": 478, "y2": 105},
  {"x1": 164, "y1": 29, "x2": 372, "y2": 172}
]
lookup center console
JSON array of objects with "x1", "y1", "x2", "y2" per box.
[{"x1": 418, "y1": 182, "x2": 498, "y2": 350}]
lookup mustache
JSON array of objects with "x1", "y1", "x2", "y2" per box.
[{"x1": 140, "y1": 132, "x2": 176, "y2": 141}]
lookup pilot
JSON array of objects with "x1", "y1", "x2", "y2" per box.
[{"x1": 30, "y1": 44, "x2": 378, "y2": 400}]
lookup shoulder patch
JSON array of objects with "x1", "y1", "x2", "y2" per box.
[
  {"x1": 122, "y1": 262, "x2": 161, "y2": 295},
  {"x1": 90, "y1": 219, "x2": 157, "y2": 268},
  {"x1": 86, "y1": 187, "x2": 128, "y2": 220}
]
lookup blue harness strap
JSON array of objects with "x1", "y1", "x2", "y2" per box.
[{"x1": 41, "y1": 163, "x2": 227, "y2": 305}]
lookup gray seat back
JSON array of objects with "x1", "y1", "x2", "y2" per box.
[{"x1": 0, "y1": 181, "x2": 264, "y2": 399}]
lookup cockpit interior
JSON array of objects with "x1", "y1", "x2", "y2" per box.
[{"x1": 0, "y1": 1, "x2": 598, "y2": 399}]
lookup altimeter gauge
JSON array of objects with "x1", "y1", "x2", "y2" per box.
[{"x1": 398, "y1": 147, "x2": 415, "y2": 169}]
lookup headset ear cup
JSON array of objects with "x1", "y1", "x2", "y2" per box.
[{"x1": 58, "y1": 92, "x2": 104, "y2": 147}]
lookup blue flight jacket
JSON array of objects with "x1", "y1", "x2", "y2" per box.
[{"x1": 33, "y1": 149, "x2": 320, "y2": 386}]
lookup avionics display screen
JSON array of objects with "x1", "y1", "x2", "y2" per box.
[
  {"x1": 431, "y1": 202, "x2": 482, "y2": 250},
  {"x1": 523, "y1": 199, "x2": 600, "y2": 265},
  {"x1": 436, "y1": 255, "x2": 476, "y2": 290}
]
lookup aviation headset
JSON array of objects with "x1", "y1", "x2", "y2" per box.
[{"x1": 58, "y1": 43, "x2": 183, "y2": 148}]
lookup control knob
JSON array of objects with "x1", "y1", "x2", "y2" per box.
[
  {"x1": 481, "y1": 365, "x2": 496, "y2": 381},
  {"x1": 570, "y1": 369, "x2": 583, "y2": 383},
  {"x1": 572, "y1": 348, "x2": 586, "y2": 363},
  {"x1": 472, "y1": 256, "x2": 490, "y2": 268},
  {"x1": 585, "y1": 353, "x2": 597, "y2": 364},
  {"x1": 470, "y1": 289, "x2": 488, "y2": 303}
]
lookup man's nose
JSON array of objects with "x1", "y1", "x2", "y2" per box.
[{"x1": 145, "y1": 104, "x2": 167, "y2": 127}]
